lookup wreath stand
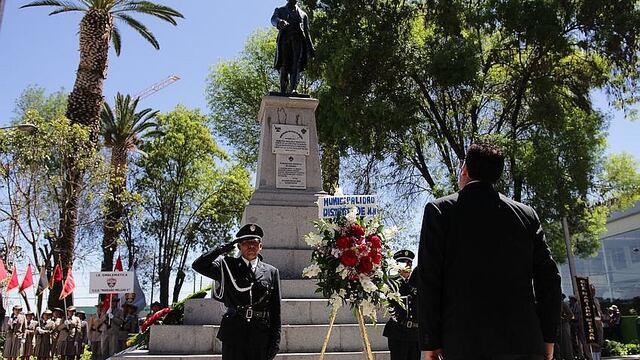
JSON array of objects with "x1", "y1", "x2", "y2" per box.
[{"x1": 319, "y1": 305, "x2": 375, "y2": 360}]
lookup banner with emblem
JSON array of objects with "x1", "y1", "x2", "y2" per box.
[{"x1": 89, "y1": 271, "x2": 134, "y2": 294}]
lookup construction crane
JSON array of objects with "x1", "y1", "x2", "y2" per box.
[{"x1": 135, "y1": 75, "x2": 181, "y2": 100}]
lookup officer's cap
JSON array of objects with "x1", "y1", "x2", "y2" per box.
[
  {"x1": 393, "y1": 250, "x2": 415, "y2": 263},
  {"x1": 66, "y1": 306, "x2": 76, "y2": 312},
  {"x1": 235, "y1": 223, "x2": 264, "y2": 243},
  {"x1": 13, "y1": 304, "x2": 23, "y2": 310}
]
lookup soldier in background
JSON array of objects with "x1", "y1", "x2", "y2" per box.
[
  {"x1": 76, "y1": 311, "x2": 89, "y2": 360},
  {"x1": 384, "y1": 250, "x2": 420, "y2": 360},
  {"x1": 3, "y1": 305, "x2": 26, "y2": 360},
  {"x1": 101, "y1": 297, "x2": 124, "y2": 359},
  {"x1": 88, "y1": 304, "x2": 105, "y2": 360},
  {"x1": 35, "y1": 309, "x2": 55, "y2": 360},
  {"x1": 57, "y1": 306, "x2": 81, "y2": 360},
  {"x1": 119, "y1": 303, "x2": 138, "y2": 350},
  {"x1": 51, "y1": 308, "x2": 64, "y2": 358},
  {"x1": 22, "y1": 311, "x2": 38, "y2": 360}
]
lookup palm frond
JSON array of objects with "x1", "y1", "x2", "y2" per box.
[
  {"x1": 111, "y1": 25, "x2": 122, "y2": 56},
  {"x1": 115, "y1": 13, "x2": 159, "y2": 49},
  {"x1": 113, "y1": 1, "x2": 183, "y2": 25},
  {"x1": 21, "y1": 0, "x2": 88, "y2": 15}
]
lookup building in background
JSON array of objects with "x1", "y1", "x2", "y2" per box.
[{"x1": 559, "y1": 202, "x2": 640, "y2": 300}]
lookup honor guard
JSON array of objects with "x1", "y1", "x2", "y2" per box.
[
  {"x1": 384, "y1": 250, "x2": 420, "y2": 360},
  {"x1": 193, "y1": 223, "x2": 281, "y2": 360}
]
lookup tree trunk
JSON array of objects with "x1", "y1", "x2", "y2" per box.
[
  {"x1": 172, "y1": 270, "x2": 186, "y2": 303},
  {"x1": 56, "y1": 9, "x2": 112, "y2": 298},
  {"x1": 320, "y1": 142, "x2": 340, "y2": 194},
  {"x1": 101, "y1": 146, "x2": 128, "y2": 271},
  {"x1": 159, "y1": 267, "x2": 170, "y2": 307}
]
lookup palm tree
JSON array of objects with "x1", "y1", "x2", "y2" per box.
[
  {"x1": 21, "y1": 1, "x2": 182, "y2": 302},
  {"x1": 101, "y1": 93, "x2": 160, "y2": 271}
]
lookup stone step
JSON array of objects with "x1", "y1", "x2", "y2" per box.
[
  {"x1": 114, "y1": 349, "x2": 391, "y2": 360},
  {"x1": 148, "y1": 324, "x2": 388, "y2": 354},
  {"x1": 199, "y1": 279, "x2": 323, "y2": 300},
  {"x1": 184, "y1": 299, "x2": 386, "y2": 325}
]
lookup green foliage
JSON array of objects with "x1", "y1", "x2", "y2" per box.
[
  {"x1": 603, "y1": 339, "x2": 640, "y2": 356},
  {"x1": 21, "y1": 0, "x2": 183, "y2": 56},
  {"x1": 101, "y1": 93, "x2": 161, "y2": 152},
  {"x1": 305, "y1": 0, "x2": 640, "y2": 261},
  {"x1": 134, "y1": 106, "x2": 252, "y2": 305},
  {"x1": 206, "y1": 28, "x2": 280, "y2": 167}
]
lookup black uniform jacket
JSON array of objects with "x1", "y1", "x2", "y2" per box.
[
  {"x1": 383, "y1": 273, "x2": 419, "y2": 342},
  {"x1": 271, "y1": 4, "x2": 314, "y2": 71},
  {"x1": 192, "y1": 245, "x2": 281, "y2": 355},
  {"x1": 417, "y1": 181, "x2": 561, "y2": 357}
]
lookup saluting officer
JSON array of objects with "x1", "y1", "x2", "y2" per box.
[
  {"x1": 192, "y1": 223, "x2": 281, "y2": 360},
  {"x1": 384, "y1": 250, "x2": 420, "y2": 360}
]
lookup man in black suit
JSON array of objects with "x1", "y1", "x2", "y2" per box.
[
  {"x1": 192, "y1": 224, "x2": 281, "y2": 360},
  {"x1": 417, "y1": 142, "x2": 561, "y2": 360}
]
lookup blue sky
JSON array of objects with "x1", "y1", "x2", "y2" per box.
[{"x1": 1, "y1": 1, "x2": 639, "y2": 307}]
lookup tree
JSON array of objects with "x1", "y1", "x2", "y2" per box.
[
  {"x1": 302, "y1": 0, "x2": 640, "y2": 261},
  {"x1": 100, "y1": 93, "x2": 160, "y2": 271},
  {"x1": 134, "y1": 106, "x2": 252, "y2": 305},
  {"x1": 21, "y1": 0, "x2": 183, "y2": 300},
  {"x1": 1, "y1": 87, "x2": 107, "y2": 309}
]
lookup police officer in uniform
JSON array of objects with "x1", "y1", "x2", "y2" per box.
[
  {"x1": 384, "y1": 250, "x2": 420, "y2": 360},
  {"x1": 193, "y1": 223, "x2": 281, "y2": 360}
]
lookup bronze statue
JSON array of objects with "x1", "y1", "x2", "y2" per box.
[{"x1": 271, "y1": 0, "x2": 315, "y2": 95}]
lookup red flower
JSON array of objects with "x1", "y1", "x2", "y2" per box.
[
  {"x1": 350, "y1": 224, "x2": 365, "y2": 237},
  {"x1": 140, "y1": 307, "x2": 172, "y2": 333},
  {"x1": 357, "y1": 257, "x2": 373, "y2": 274},
  {"x1": 336, "y1": 235, "x2": 351, "y2": 249},
  {"x1": 340, "y1": 250, "x2": 358, "y2": 267},
  {"x1": 370, "y1": 251, "x2": 382, "y2": 265},
  {"x1": 369, "y1": 235, "x2": 382, "y2": 249}
]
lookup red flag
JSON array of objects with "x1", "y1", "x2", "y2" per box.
[
  {"x1": 19, "y1": 264, "x2": 33, "y2": 292},
  {"x1": 6, "y1": 265, "x2": 19, "y2": 292},
  {"x1": 49, "y1": 263, "x2": 62, "y2": 289},
  {"x1": 0, "y1": 259, "x2": 7, "y2": 282},
  {"x1": 102, "y1": 256, "x2": 123, "y2": 311},
  {"x1": 114, "y1": 256, "x2": 123, "y2": 271},
  {"x1": 59, "y1": 268, "x2": 75, "y2": 300}
]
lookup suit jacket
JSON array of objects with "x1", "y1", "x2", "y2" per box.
[
  {"x1": 193, "y1": 245, "x2": 281, "y2": 358},
  {"x1": 417, "y1": 181, "x2": 561, "y2": 357},
  {"x1": 271, "y1": 4, "x2": 314, "y2": 71}
]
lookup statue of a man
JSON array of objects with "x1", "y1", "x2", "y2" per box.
[{"x1": 271, "y1": 0, "x2": 315, "y2": 95}]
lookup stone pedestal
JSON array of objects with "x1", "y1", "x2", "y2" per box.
[{"x1": 242, "y1": 96, "x2": 326, "y2": 279}]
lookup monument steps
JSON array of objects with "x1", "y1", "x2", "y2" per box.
[
  {"x1": 148, "y1": 322, "x2": 387, "y2": 354},
  {"x1": 117, "y1": 350, "x2": 391, "y2": 360}
]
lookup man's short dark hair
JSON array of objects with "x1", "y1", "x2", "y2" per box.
[{"x1": 465, "y1": 142, "x2": 504, "y2": 184}]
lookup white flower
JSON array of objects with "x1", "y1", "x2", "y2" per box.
[
  {"x1": 366, "y1": 218, "x2": 380, "y2": 235},
  {"x1": 346, "y1": 206, "x2": 358, "y2": 223},
  {"x1": 360, "y1": 299, "x2": 377, "y2": 320},
  {"x1": 304, "y1": 232, "x2": 324, "y2": 247},
  {"x1": 388, "y1": 258, "x2": 401, "y2": 276},
  {"x1": 373, "y1": 268, "x2": 384, "y2": 279},
  {"x1": 383, "y1": 225, "x2": 399, "y2": 240},
  {"x1": 386, "y1": 290, "x2": 403, "y2": 305},
  {"x1": 302, "y1": 264, "x2": 321, "y2": 278},
  {"x1": 331, "y1": 248, "x2": 342, "y2": 259},
  {"x1": 380, "y1": 284, "x2": 390, "y2": 294},
  {"x1": 329, "y1": 293, "x2": 343, "y2": 310},
  {"x1": 333, "y1": 187, "x2": 344, "y2": 196},
  {"x1": 359, "y1": 275, "x2": 378, "y2": 293},
  {"x1": 326, "y1": 221, "x2": 340, "y2": 233}
]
